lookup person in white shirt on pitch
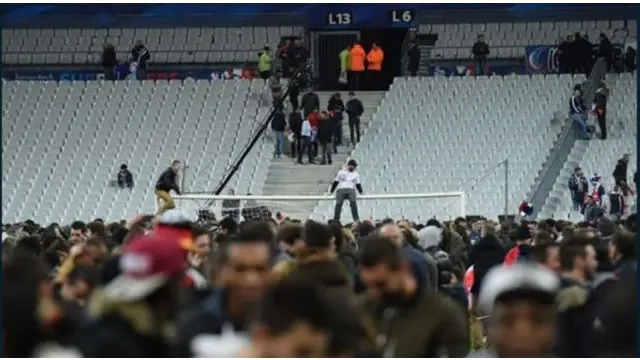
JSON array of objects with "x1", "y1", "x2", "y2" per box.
[{"x1": 330, "y1": 159, "x2": 363, "y2": 221}]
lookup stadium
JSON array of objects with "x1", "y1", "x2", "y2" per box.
[{"x1": 1, "y1": 3, "x2": 637, "y2": 358}]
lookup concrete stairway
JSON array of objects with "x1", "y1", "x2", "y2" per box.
[
  {"x1": 262, "y1": 91, "x2": 386, "y2": 219},
  {"x1": 537, "y1": 140, "x2": 589, "y2": 220}
]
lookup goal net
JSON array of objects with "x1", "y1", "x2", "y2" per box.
[{"x1": 172, "y1": 192, "x2": 466, "y2": 226}]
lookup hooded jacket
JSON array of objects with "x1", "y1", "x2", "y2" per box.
[
  {"x1": 469, "y1": 235, "x2": 506, "y2": 295},
  {"x1": 417, "y1": 225, "x2": 441, "y2": 250},
  {"x1": 360, "y1": 288, "x2": 470, "y2": 357},
  {"x1": 554, "y1": 276, "x2": 592, "y2": 357}
]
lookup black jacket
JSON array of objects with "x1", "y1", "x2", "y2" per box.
[
  {"x1": 408, "y1": 45, "x2": 421, "y2": 69},
  {"x1": 301, "y1": 92, "x2": 320, "y2": 117},
  {"x1": 288, "y1": 111, "x2": 303, "y2": 135},
  {"x1": 555, "y1": 276, "x2": 592, "y2": 357},
  {"x1": 317, "y1": 119, "x2": 333, "y2": 144},
  {"x1": 286, "y1": 44, "x2": 308, "y2": 70},
  {"x1": 175, "y1": 289, "x2": 248, "y2": 357},
  {"x1": 117, "y1": 169, "x2": 134, "y2": 189},
  {"x1": 76, "y1": 314, "x2": 170, "y2": 357},
  {"x1": 327, "y1": 96, "x2": 345, "y2": 121},
  {"x1": 593, "y1": 88, "x2": 608, "y2": 112},
  {"x1": 598, "y1": 37, "x2": 614, "y2": 61},
  {"x1": 271, "y1": 109, "x2": 286, "y2": 132},
  {"x1": 102, "y1": 46, "x2": 117, "y2": 68},
  {"x1": 131, "y1": 44, "x2": 151, "y2": 70},
  {"x1": 156, "y1": 168, "x2": 180, "y2": 194},
  {"x1": 346, "y1": 98, "x2": 364, "y2": 119},
  {"x1": 469, "y1": 235, "x2": 507, "y2": 296},
  {"x1": 471, "y1": 41, "x2": 489, "y2": 60},
  {"x1": 613, "y1": 159, "x2": 628, "y2": 182}
]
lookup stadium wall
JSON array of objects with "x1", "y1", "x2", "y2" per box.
[{"x1": 1, "y1": 4, "x2": 632, "y2": 29}]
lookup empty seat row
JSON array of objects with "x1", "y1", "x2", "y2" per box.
[
  {"x1": 2, "y1": 26, "x2": 304, "y2": 65},
  {"x1": 2, "y1": 79, "x2": 277, "y2": 223},
  {"x1": 419, "y1": 20, "x2": 636, "y2": 48}
]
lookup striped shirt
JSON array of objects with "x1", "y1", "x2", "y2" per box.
[{"x1": 569, "y1": 95, "x2": 585, "y2": 115}]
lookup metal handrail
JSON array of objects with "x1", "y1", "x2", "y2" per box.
[
  {"x1": 400, "y1": 28, "x2": 417, "y2": 76},
  {"x1": 527, "y1": 57, "x2": 607, "y2": 218}
]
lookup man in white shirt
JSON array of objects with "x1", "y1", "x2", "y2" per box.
[
  {"x1": 330, "y1": 159, "x2": 363, "y2": 221},
  {"x1": 297, "y1": 113, "x2": 314, "y2": 164}
]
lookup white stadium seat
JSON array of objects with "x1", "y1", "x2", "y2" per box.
[
  {"x1": 1, "y1": 26, "x2": 305, "y2": 65},
  {"x1": 311, "y1": 74, "x2": 587, "y2": 222},
  {"x1": 421, "y1": 20, "x2": 634, "y2": 60},
  {"x1": 1, "y1": 79, "x2": 274, "y2": 223}
]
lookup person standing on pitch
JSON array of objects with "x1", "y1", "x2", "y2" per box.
[
  {"x1": 330, "y1": 159, "x2": 363, "y2": 222},
  {"x1": 155, "y1": 160, "x2": 182, "y2": 214}
]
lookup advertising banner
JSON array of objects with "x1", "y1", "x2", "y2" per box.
[
  {"x1": 3, "y1": 67, "x2": 258, "y2": 81},
  {"x1": 428, "y1": 63, "x2": 526, "y2": 76},
  {"x1": 524, "y1": 45, "x2": 559, "y2": 74}
]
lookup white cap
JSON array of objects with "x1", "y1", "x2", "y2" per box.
[{"x1": 478, "y1": 264, "x2": 560, "y2": 314}]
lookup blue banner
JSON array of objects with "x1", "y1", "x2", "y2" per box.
[
  {"x1": 3, "y1": 67, "x2": 258, "y2": 81},
  {"x1": 428, "y1": 64, "x2": 526, "y2": 77},
  {"x1": 4, "y1": 4, "x2": 621, "y2": 29},
  {"x1": 524, "y1": 45, "x2": 559, "y2": 74}
]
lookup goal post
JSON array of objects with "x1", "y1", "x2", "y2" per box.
[{"x1": 173, "y1": 191, "x2": 466, "y2": 224}]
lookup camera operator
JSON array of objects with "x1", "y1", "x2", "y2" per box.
[{"x1": 287, "y1": 38, "x2": 309, "y2": 73}]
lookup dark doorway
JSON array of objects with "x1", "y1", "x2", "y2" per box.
[
  {"x1": 315, "y1": 32, "x2": 358, "y2": 91},
  {"x1": 360, "y1": 28, "x2": 407, "y2": 91}
]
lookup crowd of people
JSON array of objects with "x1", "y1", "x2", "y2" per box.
[
  {"x1": 568, "y1": 153, "x2": 636, "y2": 221},
  {"x1": 271, "y1": 90, "x2": 364, "y2": 164},
  {"x1": 101, "y1": 40, "x2": 150, "y2": 80},
  {"x1": 557, "y1": 32, "x2": 635, "y2": 74},
  {"x1": 338, "y1": 41, "x2": 385, "y2": 91},
  {"x1": 3, "y1": 202, "x2": 636, "y2": 357}
]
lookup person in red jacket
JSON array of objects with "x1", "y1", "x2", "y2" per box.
[
  {"x1": 307, "y1": 109, "x2": 322, "y2": 158},
  {"x1": 504, "y1": 225, "x2": 533, "y2": 265}
]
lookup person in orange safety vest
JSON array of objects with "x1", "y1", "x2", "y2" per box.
[
  {"x1": 348, "y1": 42, "x2": 366, "y2": 91},
  {"x1": 366, "y1": 42, "x2": 384, "y2": 90}
]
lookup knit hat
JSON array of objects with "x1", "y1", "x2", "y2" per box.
[
  {"x1": 515, "y1": 225, "x2": 532, "y2": 241},
  {"x1": 478, "y1": 263, "x2": 559, "y2": 314}
]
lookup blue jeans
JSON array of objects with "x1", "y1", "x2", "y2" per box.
[
  {"x1": 297, "y1": 135, "x2": 313, "y2": 163},
  {"x1": 571, "y1": 113, "x2": 588, "y2": 139},
  {"x1": 475, "y1": 60, "x2": 486, "y2": 75},
  {"x1": 274, "y1": 131, "x2": 284, "y2": 157}
]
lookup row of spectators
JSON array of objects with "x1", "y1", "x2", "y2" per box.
[
  {"x1": 568, "y1": 153, "x2": 636, "y2": 222},
  {"x1": 557, "y1": 32, "x2": 636, "y2": 74},
  {"x1": 102, "y1": 40, "x2": 150, "y2": 80},
  {"x1": 2, "y1": 207, "x2": 636, "y2": 357},
  {"x1": 271, "y1": 90, "x2": 364, "y2": 163}
]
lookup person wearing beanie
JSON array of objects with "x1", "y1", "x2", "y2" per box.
[
  {"x1": 503, "y1": 225, "x2": 533, "y2": 265},
  {"x1": 469, "y1": 264, "x2": 559, "y2": 358}
]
